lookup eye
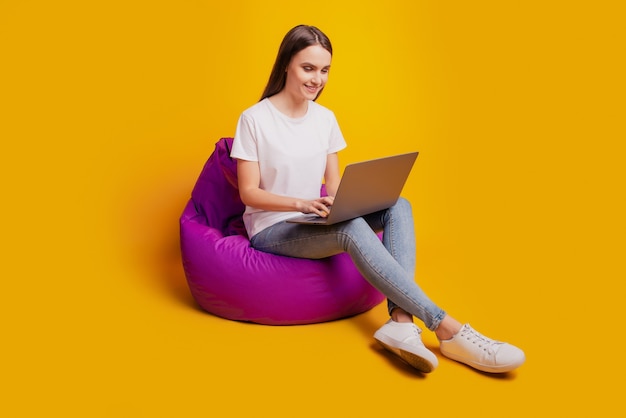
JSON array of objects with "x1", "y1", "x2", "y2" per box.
[
  {"x1": 303, "y1": 66, "x2": 313, "y2": 72},
  {"x1": 321, "y1": 68, "x2": 329, "y2": 74}
]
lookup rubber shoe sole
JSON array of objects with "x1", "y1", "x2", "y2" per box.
[{"x1": 374, "y1": 332, "x2": 438, "y2": 373}]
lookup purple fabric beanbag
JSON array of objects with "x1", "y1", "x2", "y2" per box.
[{"x1": 179, "y1": 137, "x2": 384, "y2": 325}]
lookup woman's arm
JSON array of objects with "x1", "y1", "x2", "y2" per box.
[
  {"x1": 237, "y1": 159, "x2": 334, "y2": 217},
  {"x1": 323, "y1": 152, "x2": 341, "y2": 198}
]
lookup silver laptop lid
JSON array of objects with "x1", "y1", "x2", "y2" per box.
[
  {"x1": 288, "y1": 151, "x2": 418, "y2": 225},
  {"x1": 327, "y1": 151, "x2": 418, "y2": 223}
]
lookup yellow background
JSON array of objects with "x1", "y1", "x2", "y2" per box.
[{"x1": 2, "y1": 1, "x2": 625, "y2": 416}]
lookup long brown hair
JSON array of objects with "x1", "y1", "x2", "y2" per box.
[{"x1": 260, "y1": 25, "x2": 333, "y2": 101}]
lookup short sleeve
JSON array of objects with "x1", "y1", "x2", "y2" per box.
[
  {"x1": 231, "y1": 113, "x2": 259, "y2": 161},
  {"x1": 328, "y1": 111, "x2": 347, "y2": 154}
]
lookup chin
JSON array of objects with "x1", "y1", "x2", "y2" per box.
[{"x1": 302, "y1": 91, "x2": 317, "y2": 99}]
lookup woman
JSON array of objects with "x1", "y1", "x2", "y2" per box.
[{"x1": 230, "y1": 24, "x2": 524, "y2": 374}]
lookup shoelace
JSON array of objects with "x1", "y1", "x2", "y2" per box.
[
  {"x1": 411, "y1": 325, "x2": 422, "y2": 336},
  {"x1": 403, "y1": 324, "x2": 423, "y2": 343},
  {"x1": 460, "y1": 325, "x2": 502, "y2": 355}
]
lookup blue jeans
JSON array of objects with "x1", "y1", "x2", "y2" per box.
[{"x1": 249, "y1": 197, "x2": 446, "y2": 331}]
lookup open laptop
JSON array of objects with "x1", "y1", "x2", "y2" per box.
[{"x1": 286, "y1": 151, "x2": 419, "y2": 225}]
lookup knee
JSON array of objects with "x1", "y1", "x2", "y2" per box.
[
  {"x1": 344, "y1": 216, "x2": 370, "y2": 233},
  {"x1": 339, "y1": 217, "x2": 373, "y2": 244},
  {"x1": 394, "y1": 196, "x2": 412, "y2": 213}
]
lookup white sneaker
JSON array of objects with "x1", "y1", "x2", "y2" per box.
[
  {"x1": 374, "y1": 319, "x2": 438, "y2": 373},
  {"x1": 439, "y1": 324, "x2": 525, "y2": 373}
]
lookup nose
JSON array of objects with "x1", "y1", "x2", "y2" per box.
[{"x1": 311, "y1": 71, "x2": 324, "y2": 85}]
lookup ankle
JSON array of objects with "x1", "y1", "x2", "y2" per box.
[
  {"x1": 391, "y1": 308, "x2": 414, "y2": 324},
  {"x1": 435, "y1": 315, "x2": 463, "y2": 341}
]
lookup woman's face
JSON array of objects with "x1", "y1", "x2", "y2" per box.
[{"x1": 284, "y1": 44, "x2": 332, "y2": 101}]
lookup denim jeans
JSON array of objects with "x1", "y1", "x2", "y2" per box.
[{"x1": 249, "y1": 197, "x2": 446, "y2": 331}]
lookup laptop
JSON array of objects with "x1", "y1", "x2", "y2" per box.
[{"x1": 286, "y1": 151, "x2": 419, "y2": 225}]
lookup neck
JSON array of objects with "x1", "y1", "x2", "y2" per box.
[{"x1": 269, "y1": 92, "x2": 309, "y2": 118}]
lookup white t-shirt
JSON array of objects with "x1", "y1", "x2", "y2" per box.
[{"x1": 231, "y1": 98, "x2": 347, "y2": 238}]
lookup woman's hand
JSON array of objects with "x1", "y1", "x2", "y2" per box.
[{"x1": 296, "y1": 196, "x2": 335, "y2": 217}]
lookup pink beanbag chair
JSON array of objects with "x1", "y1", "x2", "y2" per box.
[{"x1": 179, "y1": 137, "x2": 384, "y2": 325}]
